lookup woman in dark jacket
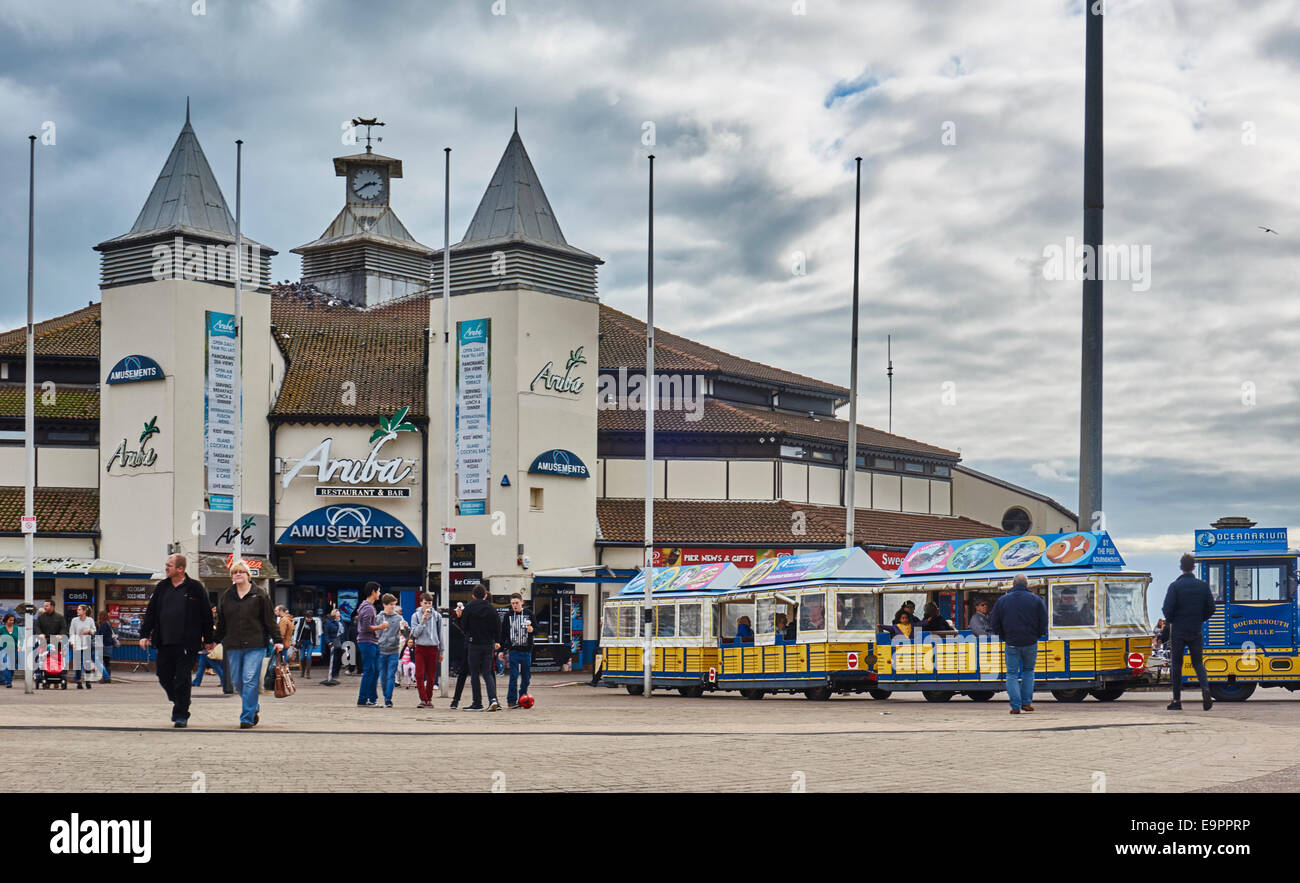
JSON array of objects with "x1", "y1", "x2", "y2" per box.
[
  {"x1": 918, "y1": 602, "x2": 954, "y2": 632},
  {"x1": 214, "y1": 561, "x2": 283, "y2": 729},
  {"x1": 95, "y1": 617, "x2": 117, "y2": 683},
  {"x1": 294, "y1": 614, "x2": 318, "y2": 679}
]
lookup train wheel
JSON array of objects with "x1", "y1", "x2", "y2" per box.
[
  {"x1": 625, "y1": 684, "x2": 644, "y2": 696},
  {"x1": 966, "y1": 691, "x2": 995, "y2": 702},
  {"x1": 922, "y1": 690, "x2": 955, "y2": 703},
  {"x1": 803, "y1": 686, "x2": 832, "y2": 701},
  {"x1": 1051, "y1": 689, "x2": 1089, "y2": 702},
  {"x1": 739, "y1": 688, "x2": 765, "y2": 700},
  {"x1": 1089, "y1": 687, "x2": 1124, "y2": 702},
  {"x1": 677, "y1": 685, "x2": 704, "y2": 698},
  {"x1": 869, "y1": 689, "x2": 893, "y2": 700},
  {"x1": 1209, "y1": 682, "x2": 1256, "y2": 702}
]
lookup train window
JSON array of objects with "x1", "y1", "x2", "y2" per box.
[
  {"x1": 1104, "y1": 583, "x2": 1141, "y2": 626},
  {"x1": 618, "y1": 605, "x2": 641, "y2": 638},
  {"x1": 1052, "y1": 584, "x2": 1096, "y2": 627},
  {"x1": 756, "y1": 598, "x2": 777, "y2": 634},
  {"x1": 1233, "y1": 566, "x2": 1287, "y2": 602},
  {"x1": 886, "y1": 593, "x2": 928, "y2": 624},
  {"x1": 679, "y1": 604, "x2": 702, "y2": 637},
  {"x1": 1206, "y1": 565, "x2": 1225, "y2": 603},
  {"x1": 837, "y1": 592, "x2": 876, "y2": 630},
  {"x1": 656, "y1": 605, "x2": 676, "y2": 637},
  {"x1": 799, "y1": 593, "x2": 827, "y2": 630},
  {"x1": 602, "y1": 605, "x2": 616, "y2": 638},
  {"x1": 719, "y1": 604, "x2": 756, "y2": 640}
]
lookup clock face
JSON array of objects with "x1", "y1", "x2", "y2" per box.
[{"x1": 351, "y1": 168, "x2": 384, "y2": 201}]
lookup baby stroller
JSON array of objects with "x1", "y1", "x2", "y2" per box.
[{"x1": 35, "y1": 644, "x2": 68, "y2": 690}]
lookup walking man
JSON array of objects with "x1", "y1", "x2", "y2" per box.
[
  {"x1": 499, "y1": 593, "x2": 534, "y2": 709},
  {"x1": 409, "y1": 592, "x2": 442, "y2": 708},
  {"x1": 355, "y1": 582, "x2": 383, "y2": 707},
  {"x1": 139, "y1": 554, "x2": 214, "y2": 728},
  {"x1": 462, "y1": 583, "x2": 501, "y2": 712},
  {"x1": 320, "y1": 607, "x2": 344, "y2": 686},
  {"x1": 1163, "y1": 553, "x2": 1216, "y2": 711},
  {"x1": 36, "y1": 600, "x2": 66, "y2": 646},
  {"x1": 376, "y1": 593, "x2": 404, "y2": 708},
  {"x1": 988, "y1": 573, "x2": 1047, "y2": 715}
]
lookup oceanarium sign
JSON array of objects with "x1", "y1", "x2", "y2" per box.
[{"x1": 281, "y1": 409, "x2": 417, "y2": 496}]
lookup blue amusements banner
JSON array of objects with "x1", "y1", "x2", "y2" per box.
[
  {"x1": 278, "y1": 505, "x2": 420, "y2": 548},
  {"x1": 527, "y1": 449, "x2": 590, "y2": 478},
  {"x1": 456, "y1": 318, "x2": 491, "y2": 515},
  {"x1": 1194, "y1": 528, "x2": 1288, "y2": 553},
  {"x1": 105, "y1": 354, "x2": 163, "y2": 384},
  {"x1": 899, "y1": 531, "x2": 1125, "y2": 576}
]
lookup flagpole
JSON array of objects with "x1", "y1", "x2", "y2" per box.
[
  {"x1": 232, "y1": 140, "x2": 243, "y2": 567},
  {"x1": 440, "y1": 146, "x2": 452, "y2": 698},
  {"x1": 642, "y1": 154, "x2": 654, "y2": 698},
  {"x1": 23, "y1": 135, "x2": 36, "y2": 693},
  {"x1": 844, "y1": 156, "x2": 862, "y2": 549}
]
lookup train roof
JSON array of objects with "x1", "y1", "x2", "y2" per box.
[
  {"x1": 616, "y1": 547, "x2": 887, "y2": 597},
  {"x1": 895, "y1": 530, "x2": 1126, "y2": 577}
]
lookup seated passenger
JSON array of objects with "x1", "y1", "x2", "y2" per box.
[
  {"x1": 919, "y1": 602, "x2": 953, "y2": 632},
  {"x1": 968, "y1": 599, "x2": 992, "y2": 636},
  {"x1": 892, "y1": 600, "x2": 917, "y2": 624},
  {"x1": 844, "y1": 601, "x2": 872, "y2": 630},
  {"x1": 773, "y1": 613, "x2": 789, "y2": 642},
  {"x1": 735, "y1": 616, "x2": 755, "y2": 644},
  {"x1": 881, "y1": 610, "x2": 916, "y2": 639}
]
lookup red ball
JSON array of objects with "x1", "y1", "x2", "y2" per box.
[{"x1": 519, "y1": 693, "x2": 535, "y2": 709}]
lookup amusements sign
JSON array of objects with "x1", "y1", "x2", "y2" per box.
[
  {"x1": 899, "y1": 531, "x2": 1125, "y2": 576},
  {"x1": 205, "y1": 311, "x2": 237, "y2": 501},
  {"x1": 456, "y1": 318, "x2": 491, "y2": 515}
]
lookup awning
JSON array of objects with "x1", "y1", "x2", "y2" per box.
[
  {"x1": 532, "y1": 564, "x2": 634, "y2": 584},
  {"x1": 0, "y1": 556, "x2": 156, "y2": 579}
]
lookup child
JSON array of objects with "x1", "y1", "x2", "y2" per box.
[{"x1": 400, "y1": 639, "x2": 416, "y2": 688}]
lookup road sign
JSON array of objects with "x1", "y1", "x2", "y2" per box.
[
  {"x1": 847, "y1": 652, "x2": 859, "y2": 670},
  {"x1": 1127, "y1": 652, "x2": 1144, "y2": 670},
  {"x1": 708, "y1": 667, "x2": 717, "y2": 683},
  {"x1": 442, "y1": 527, "x2": 456, "y2": 544},
  {"x1": 20, "y1": 516, "x2": 36, "y2": 534}
]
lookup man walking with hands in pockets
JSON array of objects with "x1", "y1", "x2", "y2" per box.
[
  {"x1": 989, "y1": 573, "x2": 1048, "y2": 715},
  {"x1": 1162, "y1": 553, "x2": 1217, "y2": 711}
]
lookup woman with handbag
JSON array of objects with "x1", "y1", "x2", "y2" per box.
[{"x1": 214, "y1": 561, "x2": 283, "y2": 729}]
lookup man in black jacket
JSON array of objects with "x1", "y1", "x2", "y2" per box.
[
  {"x1": 498, "y1": 592, "x2": 535, "y2": 708},
  {"x1": 139, "y1": 554, "x2": 214, "y2": 727},
  {"x1": 1162, "y1": 553, "x2": 1217, "y2": 711},
  {"x1": 988, "y1": 574, "x2": 1048, "y2": 714},
  {"x1": 461, "y1": 583, "x2": 501, "y2": 711}
]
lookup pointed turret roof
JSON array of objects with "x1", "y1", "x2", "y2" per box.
[
  {"x1": 454, "y1": 127, "x2": 599, "y2": 262},
  {"x1": 96, "y1": 107, "x2": 269, "y2": 251}
]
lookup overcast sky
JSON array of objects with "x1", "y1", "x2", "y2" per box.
[{"x1": 2, "y1": 0, "x2": 1297, "y2": 611}]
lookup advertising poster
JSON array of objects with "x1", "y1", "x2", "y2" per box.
[
  {"x1": 205, "y1": 311, "x2": 237, "y2": 500},
  {"x1": 456, "y1": 318, "x2": 491, "y2": 515},
  {"x1": 898, "y1": 531, "x2": 1126, "y2": 575},
  {"x1": 336, "y1": 589, "x2": 358, "y2": 623},
  {"x1": 106, "y1": 585, "x2": 153, "y2": 642}
]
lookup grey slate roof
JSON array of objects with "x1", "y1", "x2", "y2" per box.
[
  {"x1": 292, "y1": 205, "x2": 434, "y2": 256},
  {"x1": 454, "y1": 129, "x2": 600, "y2": 263},
  {"x1": 97, "y1": 107, "x2": 270, "y2": 251}
]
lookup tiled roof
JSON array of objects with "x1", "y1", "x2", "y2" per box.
[
  {"x1": 0, "y1": 383, "x2": 99, "y2": 421},
  {"x1": 270, "y1": 293, "x2": 428, "y2": 419},
  {"x1": 0, "y1": 303, "x2": 100, "y2": 358},
  {"x1": 596, "y1": 498, "x2": 1004, "y2": 548},
  {"x1": 599, "y1": 305, "x2": 849, "y2": 398},
  {"x1": 597, "y1": 398, "x2": 958, "y2": 460},
  {"x1": 0, "y1": 486, "x2": 98, "y2": 534}
]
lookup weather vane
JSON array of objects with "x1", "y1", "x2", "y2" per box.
[{"x1": 351, "y1": 117, "x2": 385, "y2": 153}]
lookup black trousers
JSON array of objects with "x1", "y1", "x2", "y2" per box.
[
  {"x1": 328, "y1": 643, "x2": 345, "y2": 680},
  {"x1": 452, "y1": 665, "x2": 469, "y2": 704},
  {"x1": 467, "y1": 644, "x2": 498, "y2": 706},
  {"x1": 1170, "y1": 631, "x2": 1209, "y2": 702},
  {"x1": 155, "y1": 645, "x2": 198, "y2": 721}
]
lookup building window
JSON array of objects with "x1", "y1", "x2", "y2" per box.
[
  {"x1": 903, "y1": 462, "x2": 924, "y2": 473},
  {"x1": 1001, "y1": 507, "x2": 1032, "y2": 536},
  {"x1": 855, "y1": 454, "x2": 866, "y2": 467},
  {"x1": 780, "y1": 445, "x2": 806, "y2": 459},
  {"x1": 811, "y1": 450, "x2": 833, "y2": 462},
  {"x1": 874, "y1": 458, "x2": 894, "y2": 470},
  {"x1": 48, "y1": 432, "x2": 92, "y2": 442},
  {"x1": 0, "y1": 430, "x2": 25, "y2": 443},
  {"x1": 933, "y1": 466, "x2": 950, "y2": 476},
  {"x1": 530, "y1": 487, "x2": 544, "y2": 511}
]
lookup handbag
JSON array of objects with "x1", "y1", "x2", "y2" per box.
[{"x1": 273, "y1": 650, "x2": 296, "y2": 698}]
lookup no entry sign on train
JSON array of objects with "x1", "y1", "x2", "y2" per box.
[{"x1": 1128, "y1": 652, "x2": 1144, "y2": 670}]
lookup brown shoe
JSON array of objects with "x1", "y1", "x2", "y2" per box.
[
  {"x1": 1009, "y1": 708, "x2": 1021, "y2": 714},
  {"x1": 1022, "y1": 704, "x2": 1035, "y2": 712}
]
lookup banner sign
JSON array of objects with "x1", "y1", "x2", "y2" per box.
[
  {"x1": 105, "y1": 354, "x2": 163, "y2": 385},
  {"x1": 450, "y1": 544, "x2": 476, "y2": 568},
  {"x1": 277, "y1": 505, "x2": 420, "y2": 548},
  {"x1": 199, "y1": 510, "x2": 271, "y2": 556},
  {"x1": 867, "y1": 549, "x2": 906, "y2": 571},
  {"x1": 737, "y1": 547, "x2": 884, "y2": 586},
  {"x1": 527, "y1": 449, "x2": 590, "y2": 478},
  {"x1": 282, "y1": 409, "x2": 418, "y2": 492},
  {"x1": 652, "y1": 547, "x2": 792, "y2": 568},
  {"x1": 619, "y1": 563, "x2": 743, "y2": 596},
  {"x1": 1195, "y1": 528, "x2": 1289, "y2": 554},
  {"x1": 205, "y1": 311, "x2": 237, "y2": 500},
  {"x1": 899, "y1": 531, "x2": 1125, "y2": 576},
  {"x1": 456, "y1": 319, "x2": 491, "y2": 515}
]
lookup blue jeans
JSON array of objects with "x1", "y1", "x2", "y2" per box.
[
  {"x1": 1004, "y1": 643, "x2": 1038, "y2": 710},
  {"x1": 98, "y1": 653, "x2": 112, "y2": 682},
  {"x1": 379, "y1": 652, "x2": 400, "y2": 704},
  {"x1": 507, "y1": 650, "x2": 532, "y2": 706},
  {"x1": 0, "y1": 645, "x2": 13, "y2": 686},
  {"x1": 227, "y1": 648, "x2": 266, "y2": 725},
  {"x1": 192, "y1": 654, "x2": 226, "y2": 688},
  {"x1": 357, "y1": 642, "x2": 380, "y2": 704}
]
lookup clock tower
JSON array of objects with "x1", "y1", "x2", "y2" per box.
[{"x1": 292, "y1": 122, "x2": 433, "y2": 307}]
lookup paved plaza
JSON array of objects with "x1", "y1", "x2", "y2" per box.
[{"x1": 3, "y1": 672, "x2": 1299, "y2": 793}]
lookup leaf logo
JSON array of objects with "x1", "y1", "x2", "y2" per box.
[
  {"x1": 566, "y1": 346, "x2": 587, "y2": 372},
  {"x1": 369, "y1": 406, "x2": 417, "y2": 444},
  {"x1": 139, "y1": 416, "x2": 160, "y2": 444}
]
